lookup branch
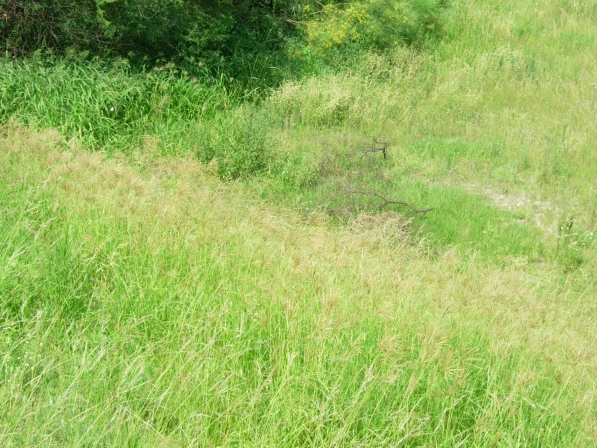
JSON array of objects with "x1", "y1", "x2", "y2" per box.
[
  {"x1": 364, "y1": 139, "x2": 388, "y2": 159},
  {"x1": 285, "y1": 18, "x2": 308, "y2": 25},
  {"x1": 345, "y1": 190, "x2": 436, "y2": 216},
  {"x1": 344, "y1": 139, "x2": 388, "y2": 161}
]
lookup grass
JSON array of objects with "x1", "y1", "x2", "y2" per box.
[
  {"x1": 1, "y1": 125, "x2": 596, "y2": 446},
  {"x1": 0, "y1": 56, "x2": 242, "y2": 152},
  {"x1": 1, "y1": 0, "x2": 597, "y2": 444}
]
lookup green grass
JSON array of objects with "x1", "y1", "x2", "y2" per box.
[
  {"x1": 0, "y1": 57, "x2": 242, "y2": 151},
  {"x1": 2, "y1": 0, "x2": 597, "y2": 444},
  {"x1": 1, "y1": 127, "x2": 594, "y2": 445}
]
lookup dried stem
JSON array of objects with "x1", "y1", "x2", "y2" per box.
[{"x1": 344, "y1": 189, "x2": 436, "y2": 216}]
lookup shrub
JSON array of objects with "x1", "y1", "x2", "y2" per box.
[
  {"x1": 302, "y1": 0, "x2": 443, "y2": 54},
  {"x1": 0, "y1": 0, "x2": 100, "y2": 55},
  {"x1": 194, "y1": 107, "x2": 275, "y2": 180},
  {"x1": 0, "y1": 0, "x2": 302, "y2": 80}
]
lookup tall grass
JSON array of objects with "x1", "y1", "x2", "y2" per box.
[
  {"x1": 2, "y1": 0, "x2": 597, "y2": 443},
  {"x1": 0, "y1": 57, "x2": 241, "y2": 151},
  {"x1": 1, "y1": 125, "x2": 595, "y2": 445},
  {"x1": 2, "y1": 16, "x2": 595, "y2": 263}
]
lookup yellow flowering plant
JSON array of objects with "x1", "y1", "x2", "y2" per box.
[{"x1": 302, "y1": 0, "x2": 442, "y2": 54}]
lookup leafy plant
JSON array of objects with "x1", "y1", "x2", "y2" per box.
[
  {"x1": 301, "y1": 0, "x2": 443, "y2": 55},
  {"x1": 195, "y1": 107, "x2": 276, "y2": 180},
  {"x1": 0, "y1": 0, "x2": 303, "y2": 81}
]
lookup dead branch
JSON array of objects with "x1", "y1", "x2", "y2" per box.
[
  {"x1": 320, "y1": 135, "x2": 434, "y2": 219},
  {"x1": 285, "y1": 18, "x2": 308, "y2": 25},
  {"x1": 364, "y1": 139, "x2": 388, "y2": 159},
  {"x1": 344, "y1": 189, "x2": 436, "y2": 216},
  {"x1": 344, "y1": 138, "x2": 388, "y2": 161}
]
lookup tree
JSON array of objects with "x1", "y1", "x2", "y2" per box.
[{"x1": 0, "y1": 0, "x2": 302, "y2": 65}]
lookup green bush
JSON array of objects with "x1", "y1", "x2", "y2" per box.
[
  {"x1": 195, "y1": 107, "x2": 276, "y2": 180},
  {"x1": 301, "y1": 0, "x2": 443, "y2": 55},
  {"x1": 0, "y1": 0, "x2": 100, "y2": 55},
  {"x1": 1, "y1": 0, "x2": 445, "y2": 83},
  {"x1": 0, "y1": 0, "x2": 301, "y2": 80}
]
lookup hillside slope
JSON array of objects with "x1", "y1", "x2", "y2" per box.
[{"x1": 1, "y1": 125, "x2": 596, "y2": 445}]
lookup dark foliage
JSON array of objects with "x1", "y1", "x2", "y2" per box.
[{"x1": 0, "y1": 0, "x2": 302, "y2": 73}]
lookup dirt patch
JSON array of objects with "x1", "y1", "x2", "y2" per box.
[{"x1": 459, "y1": 183, "x2": 561, "y2": 234}]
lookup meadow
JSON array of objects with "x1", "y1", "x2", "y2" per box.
[{"x1": 1, "y1": 0, "x2": 597, "y2": 445}]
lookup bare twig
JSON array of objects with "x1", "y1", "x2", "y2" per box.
[
  {"x1": 285, "y1": 18, "x2": 308, "y2": 25},
  {"x1": 344, "y1": 138, "x2": 388, "y2": 160},
  {"x1": 345, "y1": 189, "x2": 436, "y2": 216},
  {"x1": 320, "y1": 135, "x2": 434, "y2": 218},
  {"x1": 137, "y1": 5, "x2": 160, "y2": 20},
  {"x1": 364, "y1": 139, "x2": 388, "y2": 159}
]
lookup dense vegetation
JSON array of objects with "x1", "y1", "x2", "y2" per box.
[
  {"x1": 1, "y1": 0, "x2": 597, "y2": 445},
  {"x1": 0, "y1": 0, "x2": 443, "y2": 82}
]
